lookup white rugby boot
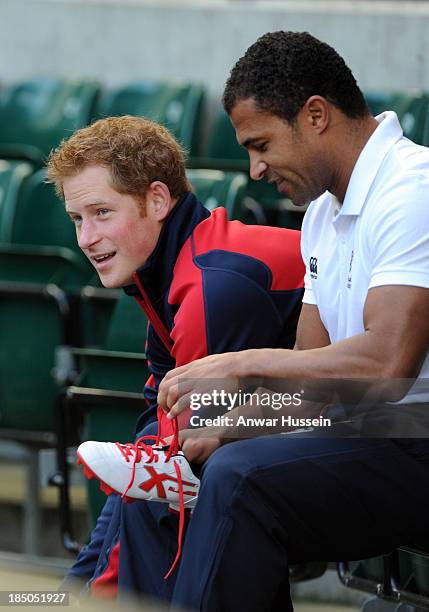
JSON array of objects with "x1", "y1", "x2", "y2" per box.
[{"x1": 77, "y1": 438, "x2": 199, "y2": 512}]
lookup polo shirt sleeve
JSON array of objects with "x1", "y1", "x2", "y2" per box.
[
  {"x1": 368, "y1": 177, "x2": 429, "y2": 290},
  {"x1": 300, "y1": 208, "x2": 317, "y2": 305}
]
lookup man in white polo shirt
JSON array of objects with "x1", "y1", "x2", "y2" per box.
[
  {"x1": 153, "y1": 32, "x2": 429, "y2": 611},
  {"x1": 301, "y1": 108, "x2": 429, "y2": 386}
]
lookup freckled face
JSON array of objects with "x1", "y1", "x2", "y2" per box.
[
  {"x1": 230, "y1": 98, "x2": 326, "y2": 207},
  {"x1": 63, "y1": 165, "x2": 162, "y2": 288}
]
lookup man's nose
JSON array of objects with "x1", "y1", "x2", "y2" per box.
[
  {"x1": 77, "y1": 220, "x2": 100, "y2": 250},
  {"x1": 249, "y1": 155, "x2": 268, "y2": 181}
]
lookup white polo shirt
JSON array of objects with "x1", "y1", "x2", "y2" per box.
[{"x1": 301, "y1": 111, "x2": 429, "y2": 400}]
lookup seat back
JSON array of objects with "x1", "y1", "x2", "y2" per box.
[
  {"x1": 365, "y1": 91, "x2": 395, "y2": 117},
  {"x1": 104, "y1": 293, "x2": 148, "y2": 353},
  {"x1": 392, "y1": 92, "x2": 429, "y2": 144},
  {"x1": 0, "y1": 291, "x2": 69, "y2": 432},
  {"x1": 187, "y1": 168, "x2": 248, "y2": 219},
  {"x1": 206, "y1": 109, "x2": 248, "y2": 161},
  {"x1": 0, "y1": 159, "x2": 35, "y2": 241},
  {"x1": 11, "y1": 168, "x2": 77, "y2": 248},
  {"x1": 95, "y1": 81, "x2": 205, "y2": 155},
  {"x1": 339, "y1": 548, "x2": 429, "y2": 608},
  {"x1": 0, "y1": 78, "x2": 100, "y2": 163},
  {"x1": 365, "y1": 90, "x2": 429, "y2": 145},
  {"x1": 1, "y1": 168, "x2": 93, "y2": 287}
]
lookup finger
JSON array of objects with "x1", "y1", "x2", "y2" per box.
[
  {"x1": 166, "y1": 390, "x2": 196, "y2": 419},
  {"x1": 157, "y1": 376, "x2": 176, "y2": 411},
  {"x1": 158, "y1": 354, "x2": 221, "y2": 407},
  {"x1": 159, "y1": 370, "x2": 205, "y2": 412},
  {"x1": 159, "y1": 380, "x2": 196, "y2": 415}
]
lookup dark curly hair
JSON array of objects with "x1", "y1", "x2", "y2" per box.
[{"x1": 223, "y1": 31, "x2": 368, "y2": 122}]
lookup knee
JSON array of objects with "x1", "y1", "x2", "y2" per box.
[{"x1": 200, "y1": 442, "x2": 250, "y2": 497}]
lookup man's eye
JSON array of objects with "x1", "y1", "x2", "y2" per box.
[
  {"x1": 70, "y1": 216, "x2": 82, "y2": 226},
  {"x1": 97, "y1": 208, "x2": 109, "y2": 217}
]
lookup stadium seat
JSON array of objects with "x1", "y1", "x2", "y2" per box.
[
  {"x1": 365, "y1": 91, "x2": 429, "y2": 145},
  {"x1": 0, "y1": 158, "x2": 35, "y2": 241},
  {"x1": 205, "y1": 109, "x2": 249, "y2": 166},
  {"x1": 0, "y1": 168, "x2": 94, "y2": 287},
  {"x1": 94, "y1": 81, "x2": 205, "y2": 155},
  {"x1": 365, "y1": 92, "x2": 395, "y2": 117},
  {"x1": 339, "y1": 547, "x2": 429, "y2": 609},
  {"x1": 78, "y1": 285, "x2": 120, "y2": 348},
  {"x1": 0, "y1": 77, "x2": 100, "y2": 164},
  {"x1": 187, "y1": 168, "x2": 250, "y2": 220},
  {"x1": 188, "y1": 108, "x2": 248, "y2": 172}
]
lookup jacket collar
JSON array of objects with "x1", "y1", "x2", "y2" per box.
[{"x1": 123, "y1": 191, "x2": 210, "y2": 299}]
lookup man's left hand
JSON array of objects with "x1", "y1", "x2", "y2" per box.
[
  {"x1": 166, "y1": 428, "x2": 222, "y2": 463},
  {"x1": 157, "y1": 351, "x2": 246, "y2": 419}
]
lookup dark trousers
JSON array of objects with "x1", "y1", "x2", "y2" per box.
[{"x1": 171, "y1": 435, "x2": 429, "y2": 611}]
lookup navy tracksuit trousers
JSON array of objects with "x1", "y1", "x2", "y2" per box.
[{"x1": 70, "y1": 426, "x2": 429, "y2": 611}]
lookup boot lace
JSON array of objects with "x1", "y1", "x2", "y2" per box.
[{"x1": 115, "y1": 409, "x2": 185, "y2": 579}]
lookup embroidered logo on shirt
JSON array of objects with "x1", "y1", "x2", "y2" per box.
[{"x1": 309, "y1": 257, "x2": 318, "y2": 279}]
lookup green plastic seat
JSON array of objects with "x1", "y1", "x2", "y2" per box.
[
  {"x1": 0, "y1": 77, "x2": 100, "y2": 164},
  {"x1": 207, "y1": 109, "x2": 249, "y2": 163},
  {"x1": 365, "y1": 91, "x2": 429, "y2": 145},
  {"x1": 364, "y1": 92, "x2": 395, "y2": 117},
  {"x1": 411, "y1": 550, "x2": 429, "y2": 596},
  {"x1": 340, "y1": 548, "x2": 429, "y2": 607},
  {"x1": 0, "y1": 167, "x2": 94, "y2": 288},
  {"x1": 186, "y1": 168, "x2": 248, "y2": 220},
  {"x1": 0, "y1": 290, "x2": 72, "y2": 433},
  {"x1": 75, "y1": 293, "x2": 148, "y2": 390},
  {"x1": 0, "y1": 159, "x2": 35, "y2": 241},
  {"x1": 78, "y1": 286, "x2": 120, "y2": 348},
  {"x1": 348, "y1": 556, "x2": 385, "y2": 583},
  {"x1": 188, "y1": 108, "x2": 249, "y2": 173},
  {"x1": 95, "y1": 81, "x2": 205, "y2": 155}
]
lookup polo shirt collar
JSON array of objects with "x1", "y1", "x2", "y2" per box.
[{"x1": 337, "y1": 111, "x2": 403, "y2": 217}]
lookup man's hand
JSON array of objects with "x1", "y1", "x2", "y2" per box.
[
  {"x1": 181, "y1": 433, "x2": 221, "y2": 463},
  {"x1": 166, "y1": 428, "x2": 222, "y2": 463},
  {"x1": 157, "y1": 351, "x2": 247, "y2": 419}
]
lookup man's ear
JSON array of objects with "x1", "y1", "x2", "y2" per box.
[
  {"x1": 147, "y1": 181, "x2": 175, "y2": 221},
  {"x1": 303, "y1": 96, "x2": 329, "y2": 133}
]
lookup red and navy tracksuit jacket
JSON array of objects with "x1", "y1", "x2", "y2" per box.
[
  {"x1": 124, "y1": 191, "x2": 305, "y2": 438},
  {"x1": 64, "y1": 191, "x2": 305, "y2": 596}
]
